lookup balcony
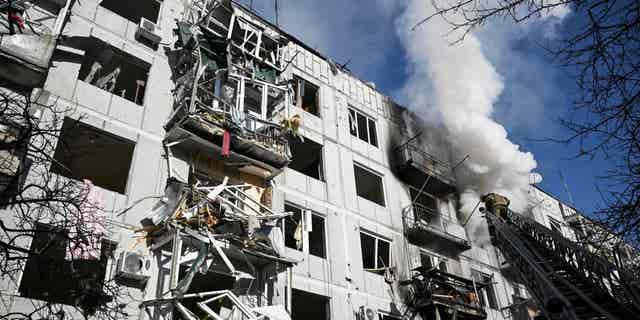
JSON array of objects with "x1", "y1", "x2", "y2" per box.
[
  {"x1": 403, "y1": 203, "x2": 471, "y2": 252},
  {"x1": 164, "y1": 72, "x2": 291, "y2": 180},
  {"x1": 394, "y1": 142, "x2": 456, "y2": 196},
  {"x1": 402, "y1": 267, "x2": 487, "y2": 319},
  {"x1": 0, "y1": 1, "x2": 72, "y2": 88}
]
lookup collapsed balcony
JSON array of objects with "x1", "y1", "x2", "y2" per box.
[
  {"x1": 403, "y1": 203, "x2": 471, "y2": 252},
  {"x1": 136, "y1": 177, "x2": 296, "y2": 318},
  {"x1": 401, "y1": 267, "x2": 488, "y2": 320},
  {"x1": 0, "y1": 0, "x2": 72, "y2": 87},
  {"x1": 395, "y1": 141, "x2": 456, "y2": 196}
]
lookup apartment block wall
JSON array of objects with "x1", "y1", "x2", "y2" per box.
[{"x1": 0, "y1": 1, "x2": 539, "y2": 319}]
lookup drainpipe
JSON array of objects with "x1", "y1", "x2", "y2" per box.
[{"x1": 287, "y1": 266, "x2": 293, "y2": 312}]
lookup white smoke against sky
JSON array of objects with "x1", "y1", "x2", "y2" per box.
[{"x1": 395, "y1": 1, "x2": 539, "y2": 243}]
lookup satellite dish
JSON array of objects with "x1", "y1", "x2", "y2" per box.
[{"x1": 529, "y1": 172, "x2": 543, "y2": 184}]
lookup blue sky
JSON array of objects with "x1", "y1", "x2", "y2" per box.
[{"x1": 239, "y1": 0, "x2": 612, "y2": 215}]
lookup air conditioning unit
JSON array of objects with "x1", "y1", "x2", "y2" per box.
[
  {"x1": 116, "y1": 251, "x2": 151, "y2": 283},
  {"x1": 136, "y1": 18, "x2": 162, "y2": 45},
  {"x1": 358, "y1": 306, "x2": 376, "y2": 320}
]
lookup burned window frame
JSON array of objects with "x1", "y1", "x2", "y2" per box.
[
  {"x1": 283, "y1": 202, "x2": 327, "y2": 259},
  {"x1": 348, "y1": 107, "x2": 378, "y2": 147},
  {"x1": 292, "y1": 75, "x2": 320, "y2": 117},
  {"x1": 353, "y1": 163, "x2": 386, "y2": 206},
  {"x1": 360, "y1": 230, "x2": 391, "y2": 273}
]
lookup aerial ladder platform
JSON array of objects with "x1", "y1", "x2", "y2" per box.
[{"x1": 483, "y1": 193, "x2": 640, "y2": 320}]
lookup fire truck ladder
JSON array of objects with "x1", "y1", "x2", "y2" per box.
[{"x1": 486, "y1": 210, "x2": 640, "y2": 320}]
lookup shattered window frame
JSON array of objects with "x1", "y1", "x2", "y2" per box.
[
  {"x1": 360, "y1": 230, "x2": 391, "y2": 273},
  {"x1": 283, "y1": 203, "x2": 327, "y2": 259},
  {"x1": 348, "y1": 107, "x2": 378, "y2": 147},
  {"x1": 293, "y1": 75, "x2": 321, "y2": 117}
]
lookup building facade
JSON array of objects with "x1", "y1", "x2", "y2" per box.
[{"x1": 1, "y1": 1, "x2": 634, "y2": 320}]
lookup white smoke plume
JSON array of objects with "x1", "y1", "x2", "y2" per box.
[{"x1": 396, "y1": 1, "x2": 538, "y2": 243}]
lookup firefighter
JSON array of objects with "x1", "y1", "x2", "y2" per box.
[{"x1": 481, "y1": 193, "x2": 510, "y2": 219}]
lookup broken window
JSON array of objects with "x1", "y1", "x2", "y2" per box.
[
  {"x1": 360, "y1": 231, "x2": 390, "y2": 273},
  {"x1": 100, "y1": 0, "x2": 161, "y2": 23},
  {"x1": 288, "y1": 137, "x2": 324, "y2": 180},
  {"x1": 283, "y1": 203, "x2": 326, "y2": 258},
  {"x1": 409, "y1": 187, "x2": 437, "y2": 223},
  {"x1": 78, "y1": 37, "x2": 151, "y2": 105},
  {"x1": 420, "y1": 252, "x2": 447, "y2": 272},
  {"x1": 472, "y1": 270, "x2": 499, "y2": 310},
  {"x1": 292, "y1": 289, "x2": 330, "y2": 320},
  {"x1": 293, "y1": 75, "x2": 320, "y2": 117},
  {"x1": 244, "y1": 82, "x2": 263, "y2": 115},
  {"x1": 354, "y1": 164, "x2": 385, "y2": 206},
  {"x1": 51, "y1": 117, "x2": 135, "y2": 194},
  {"x1": 19, "y1": 223, "x2": 116, "y2": 309},
  {"x1": 348, "y1": 107, "x2": 378, "y2": 147}
]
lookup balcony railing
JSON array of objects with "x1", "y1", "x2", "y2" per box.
[
  {"x1": 403, "y1": 203, "x2": 470, "y2": 250},
  {"x1": 401, "y1": 267, "x2": 487, "y2": 319},
  {"x1": 395, "y1": 141, "x2": 456, "y2": 195}
]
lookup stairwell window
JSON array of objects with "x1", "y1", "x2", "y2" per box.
[
  {"x1": 100, "y1": 0, "x2": 161, "y2": 23},
  {"x1": 283, "y1": 203, "x2": 326, "y2": 258},
  {"x1": 348, "y1": 107, "x2": 378, "y2": 147},
  {"x1": 354, "y1": 164, "x2": 385, "y2": 206},
  {"x1": 360, "y1": 231, "x2": 390, "y2": 274},
  {"x1": 472, "y1": 270, "x2": 499, "y2": 310}
]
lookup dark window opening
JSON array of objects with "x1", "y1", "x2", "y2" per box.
[
  {"x1": 354, "y1": 164, "x2": 385, "y2": 206},
  {"x1": 309, "y1": 214, "x2": 326, "y2": 258},
  {"x1": 348, "y1": 107, "x2": 377, "y2": 147},
  {"x1": 100, "y1": 0, "x2": 161, "y2": 23},
  {"x1": 19, "y1": 223, "x2": 116, "y2": 313},
  {"x1": 244, "y1": 82, "x2": 263, "y2": 115},
  {"x1": 438, "y1": 260, "x2": 447, "y2": 273},
  {"x1": 78, "y1": 37, "x2": 151, "y2": 105},
  {"x1": 293, "y1": 76, "x2": 320, "y2": 117},
  {"x1": 51, "y1": 117, "x2": 135, "y2": 194},
  {"x1": 360, "y1": 232, "x2": 391, "y2": 273},
  {"x1": 420, "y1": 253, "x2": 433, "y2": 269},
  {"x1": 284, "y1": 204, "x2": 303, "y2": 251},
  {"x1": 292, "y1": 289, "x2": 329, "y2": 320},
  {"x1": 288, "y1": 138, "x2": 324, "y2": 181},
  {"x1": 176, "y1": 270, "x2": 235, "y2": 320}
]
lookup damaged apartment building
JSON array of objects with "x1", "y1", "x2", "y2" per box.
[{"x1": 1, "y1": 0, "x2": 640, "y2": 320}]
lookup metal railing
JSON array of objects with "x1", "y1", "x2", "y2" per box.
[
  {"x1": 402, "y1": 204, "x2": 470, "y2": 248},
  {"x1": 395, "y1": 141, "x2": 454, "y2": 185}
]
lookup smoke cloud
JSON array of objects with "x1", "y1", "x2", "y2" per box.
[{"x1": 395, "y1": 1, "x2": 538, "y2": 243}]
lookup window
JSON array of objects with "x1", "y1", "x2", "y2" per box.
[
  {"x1": 293, "y1": 75, "x2": 320, "y2": 117},
  {"x1": 348, "y1": 108, "x2": 378, "y2": 147},
  {"x1": 78, "y1": 37, "x2": 151, "y2": 105},
  {"x1": 288, "y1": 138, "x2": 324, "y2": 181},
  {"x1": 354, "y1": 164, "x2": 385, "y2": 206},
  {"x1": 100, "y1": 0, "x2": 161, "y2": 23},
  {"x1": 51, "y1": 117, "x2": 135, "y2": 194},
  {"x1": 472, "y1": 270, "x2": 499, "y2": 310},
  {"x1": 283, "y1": 203, "x2": 326, "y2": 258},
  {"x1": 292, "y1": 289, "x2": 329, "y2": 320},
  {"x1": 360, "y1": 231, "x2": 391, "y2": 273},
  {"x1": 19, "y1": 223, "x2": 116, "y2": 310}
]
